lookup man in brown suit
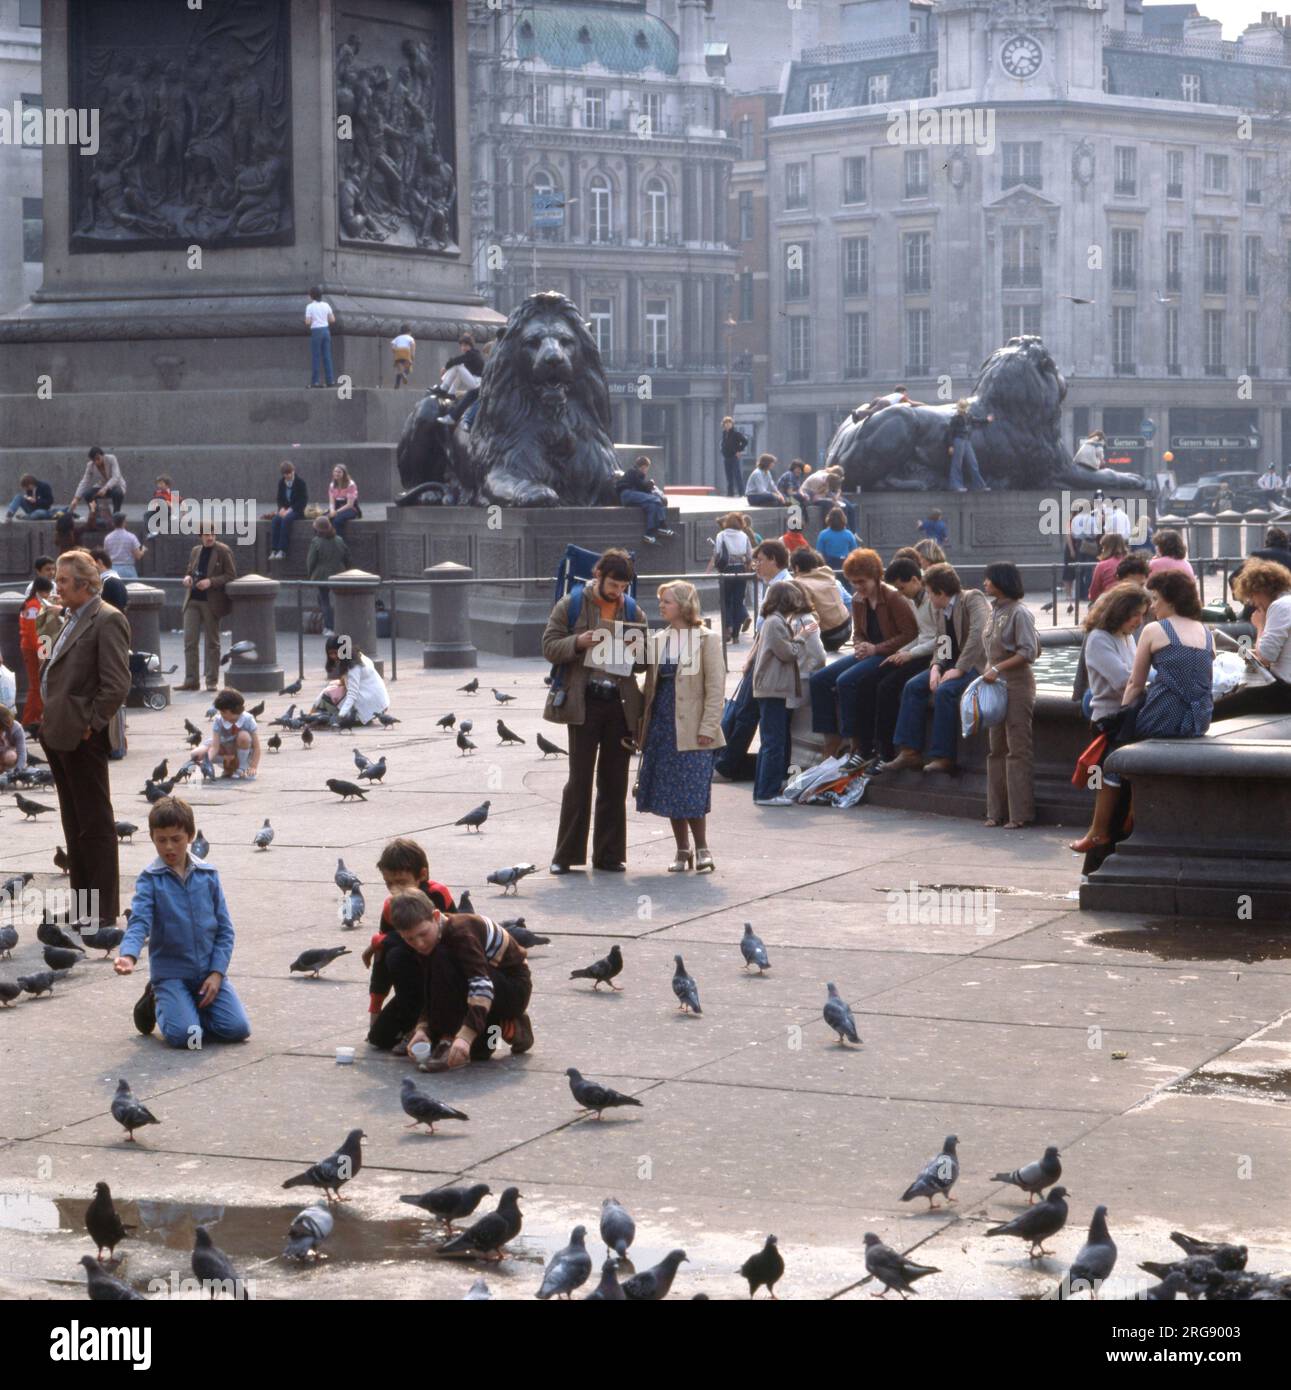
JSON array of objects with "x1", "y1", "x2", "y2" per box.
[
  {"x1": 542, "y1": 549, "x2": 646, "y2": 873},
  {"x1": 39, "y1": 549, "x2": 132, "y2": 927},
  {"x1": 179, "y1": 529, "x2": 237, "y2": 690}
]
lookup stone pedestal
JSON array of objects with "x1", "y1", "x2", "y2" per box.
[
  {"x1": 1188, "y1": 512, "x2": 1216, "y2": 561},
  {"x1": 225, "y1": 575, "x2": 285, "y2": 693},
  {"x1": 124, "y1": 583, "x2": 171, "y2": 708},
  {"x1": 330, "y1": 569, "x2": 383, "y2": 675},
  {"x1": 1215, "y1": 510, "x2": 1243, "y2": 560},
  {"x1": 0, "y1": 590, "x2": 26, "y2": 707},
  {"x1": 423, "y1": 562, "x2": 477, "y2": 669}
]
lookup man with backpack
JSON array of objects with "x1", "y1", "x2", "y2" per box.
[{"x1": 542, "y1": 549, "x2": 647, "y2": 874}]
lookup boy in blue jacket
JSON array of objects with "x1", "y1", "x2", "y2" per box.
[{"x1": 115, "y1": 796, "x2": 251, "y2": 1048}]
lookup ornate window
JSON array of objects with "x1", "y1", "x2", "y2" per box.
[
  {"x1": 589, "y1": 174, "x2": 613, "y2": 244},
  {"x1": 644, "y1": 176, "x2": 669, "y2": 244}
]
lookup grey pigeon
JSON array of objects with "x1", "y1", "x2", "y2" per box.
[
  {"x1": 459, "y1": 720, "x2": 474, "y2": 735},
  {"x1": 566, "y1": 1067, "x2": 643, "y2": 1120},
  {"x1": 992, "y1": 1146, "x2": 1062, "y2": 1204},
  {"x1": 1056, "y1": 1204, "x2": 1117, "y2": 1299},
  {"x1": 38, "y1": 919, "x2": 82, "y2": 951},
  {"x1": 334, "y1": 859, "x2": 363, "y2": 893},
  {"x1": 115, "y1": 821, "x2": 138, "y2": 842},
  {"x1": 456, "y1": 800, "x2": 491, "y2": 833},
  {"x1": 823, "y1": 981, "x2": 860, "y2": 1045},
  {"x1": 290, "y1": 945, "x2": 352, "y2": 977},
  {"x1": 253, "y1": 818, "x2": 274, "y2": 850},
  {"x1": 740, "y1": 1234, "x2": 785, "y2": 1299},
  {"x1": 376, "y1": 711, "x2": 401, "y2": 727},
  {"x1": 301, "y1": 727, "x2": 313, "y2": 749},
  {"x1": 900, "y1": 1135, "x2": 960, "y2": 1208},
  {"x1": 0, "y1": 980, "x2": 20, "y2": 1006},
  {"x1": 622, "y1": 1249, "x2": 688, "y2": 1301},
  {"x1": 80, "y1": 1254, "x2": 144, "y2": 1301},
  {"x1": 192, "y1": 1226, "x2": 246, "y2": 1297},
  {"x1": 192, "y1": 830, "x2": 210, "y2": 859},
  {"x1": 341, "y1": 887, "x2": 365, "y2": 929},
  {"x1": 81, "y1": 925, "x2": 125, "y2": 957},
  {"x1": 456, "y1": 889, "x2": 475, "y2": 915},
  {"x1": 16, "y1": 793, "x2": 56, "y2": 818},
  {"x1": 111, "y1": 1078, "x2": 160, "y2": 1142},
  {"x1": 17, "y1": 969, "x2": 70, "y2": 996},
  {"x1": 570, "y1": 943, "x2": 623, "y2": 991},
  {"x1": 496, "y1": 720, "x2": 524, "y2": 745},
  {"x1": 492, "y1": 688, "x2": 516, "y2": 703},
  {"x1": 184, "y1": 718, "x2": 204, "y2": 738},
  {"x1": 585, "y1": 1257, "x2": 627, "y2": 1300},
  {"x1": 283, "y1": 1204, "x2": 334, "y2": 1260},
  {"x1": 537, "y1": 1224, "x2": 593, "y2": 1299},
  {"x1": 1168, "y1": 1231, "x2": 1247, "y2": 1272},
  {"x1": 439, "y1": 1186, "x2": 523, "y2": 1260},
  {"x1": 985, "y1": 1185, "x2": 1070, "y2": 1258},
  {"x1": 248, "y1": 701, "x2": 264, "y2": 718},
  {"x1": 199, "y1": 754, "x2": 216, "y2": 781},
  {"x1": 487, "y1": 863, "x2": 536, "y2": 895},
  {"x1": 0, "y1": 872, "x2": 33, "y2": 899},
  {"x1": 457, "y1": 730, "x2": 477, "y2": 756},
  {"x1": 0, "y1": 925, "x2": 17, "y2": 959},
  {"x1": 536, "y1": 731, "x2": 566, "y2": 758},
  {"x1": 600, "y1": 1197, "x2": 636, "y2": 1259},
  {"x1": 400, "y1": 1077, "x2": 469, "y2": 1133},
  {"x1": 463, "y1": 1276, "x2": 492, "y2": 1300},
  {"x1": 267, "y1": 733, "x2": 282, "y2": 753},
  {"x1": 43, "y1": 944, "x2": 83, "y2": 971},
  {"x1": 1143, "y1": 1271, "x2": 1188, "y2": 1301},
  {"x1": 864, "y1": 1233, "x2": 939, "y2": 1298},
  {"x1": 399, "y1": 1183, "x2": 491, "y2": 1232},
  {"x1": 671, "y1": 954, "x2": 702, "y2": 1014},
  {"x1": 85, "y1": 1181, "x2": 133, "y2": 1261},
  {"x1": 499, "y1": 918, "x2": 549, "y2": 947},
  {"x1": 269, "y1": 705, "x2": 298, "y2": 728},
  {"x1": 326, "y1": 778, "x2": 367, "y2": 800},
  {"x1": 357, "y1": 756, "x2": 386, "y2": 783},
  {"x1": 172, "y1": 761, "x2": 195, "y2": 783},
  {"x1": 437, "y1": 713, "x2": 456, "y2": 730},
  {"x1": 458, "y1": 678, "x2": 479, "y2": 694},
  {"x1": 741, "y1": 923, "x2": 770, "y2": 973},
  {"x1": 150, "y1": 758, "x2": 169, "y2": 783},
  {"x1": 220, "y1": 639, "x2": 257, "y2": 666},
  {"x1": 352, "y1": 747, "x2": 371, "y2": 773},
  {"x1": 281, "y1": 1128, "x2": 366, "y2": 1202},
  {"x1": 280, "y1": 677, "x2": 303, "y2": 696}
]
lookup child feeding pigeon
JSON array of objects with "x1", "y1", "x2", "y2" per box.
[
  {"x1": 114, "y1": 796, "x2": 251, "y2": 1048},
  {"x1": 191, "y1": 688, "x2": 261, "y2": 781}
]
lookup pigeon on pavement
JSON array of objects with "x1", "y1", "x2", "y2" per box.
[
  {"x1": 1169, "y1": 1232, "x2": 1248, "y2": 1271},
  {"x1": 267, "y1": 733, "x2": 282, "y2": 753},
  {"x1": 43, "y1": 945, "x2": 84, "y2": 971},
  {"x1": 326, "y1": 779, "x2": 367, "y2": 800},
  {"x1": 457, "y1": 731, "x2": 477, "y2": 756},
  {"x1": 535, "y1": 732, "x2": 566, "y2": 758},
  {"x1": 80, "y1": 1254, "x2": 144, "y2": 1301},
  {"x1": 740, "y1": 1235, "x2": 785, "y2": 1299},
  {"x1": 463, "y1": 1276, "x2": 492, "y2": 1300},
  {"x1": 301, "y1": 727, "x2": 313, "y2": 750},
  {"x1": 192, "y1": 830, "x2": 210, "y2": 859},
  {"x1": 18, "y1": 969, "x2": 71, "y2": 996},
  {"x1": 375, "y1": 711, "x2": 400, "y2": 726},
  {"x1": 566, "y1": 1068, "x2": 643, "y2": 1120},
  {"x1": 492, "y1": 689, "x2": 516, "y2": 704},
  {"x1": 438, "y1": 1187, "x2": 523, "y2": 1261},
  {"x1": 496, "y1": 720, "x2": 525, "y2": 745},
  {"x1": 585, "y1": 1257, "x2": 627, "y2": 1300},
  {"x1": 400, "y1": 1078, "x2": 469, "y2": 1133},
  {"x1": 992, "y1": 1146, "x2": 1062, "y2": 1204},
  {"x1": 115, "y1": 821, "x2": 138, "y2": 842},
  {"x1": 281, "y1": 1129, "x2": 366, "y2": 1202},
  {"x1": 455, "y1": 800, "x2": 491, "y2": 833},
  {"x1": 570, "y1": 944, "x2": 623, "y2": 991},
  {"x1": 487, "y1": 863, "x2": 536, "y2": 895},
  {"x1": 111, "y1": 1079, "x2": 160, "y2": 1142},
  {"x1": 357, "y1": 756, "x2": 387, "y2": 783},
  {"x1": 437, "y1": 713, "x2": 456, "y2": 729},
  {"x1": 823, "y1": 982, "x2": 860, "y2": 1045},
  {"x1": 150, "y1": 759, "x2": 169, "y2": 784},
  {"x1": 352, "y1": 748, "x2": 371, "y2": 773},
  {"x1": 864, "y1": 1233, "x2": 939, "y2": 1299},
  {"x1": 740, "y1": 923, "x2": 771, "y2": 973},
  {"x1": 458, "y1": 678, "x2": 479, "y2": 694},
  {"x1": 0, "y1": 872, "x2": 32, "y2": 900},
  {"x1": 283, "y1": 1205, "x2": 334, "y2": 1260},
  {"x1": 1143, "y1": 1271, "x2": 1189, "y2": 1301},
  {"x1": 290, "y1": 946, "x2": 351, "y2": 977},
  {"x1": 192, "y1": 1227, "x2": 246, "y2": 1297},
  {"x1": 253, "y1": 819, "x2": 274, "y2": 850},
  {"x1": 341, "y1": 887, "x2": 365, "y2": 929},
  {"x1": 399, "y1": 1183, "x2": 491, "y2": 1232},
  {"x1": 53, "y1": 845, "x2": 71, "y2": 874},
  {"x1": 671, "y1": 954, "x2": 702, "y2": 1014},
  {"x1": 281, "y1": 677, "x2": 303, "y2": 696},
  {"x1": 459, "y1": 720, "x2": 473, "y2": 735},
  {"x1": 85, "y1": 1181, "x2": 134, "y2": 1261},
  {"x1": 16, "y1": 793, "x2": 56, "y2": 819},
  {"x1": 184, "y1": 718, "x2": 204, "y2": 738},
  {"x1": 900, "y1": 1135, "x2": 960, "y2": 1208},
  {"x1": 456, "y1": 889, "x2": 475, "y2": 915},
  {"x1": 986, "y1": 1186, "x2": 1070, "y2": 1258},
  {"x1": 0, "y1": 980, "x2": 21, "y2": 1006},
  {"x1": 536, "y1": 1225, "x2": 593, "y2": 1299},
  {"x1": 334, "y1": 859, "x2": 363, "y2": 893},
  {"x1": 599, "y1": 1197, "x2": 635, "y2": 1260},
  {"x1": 37, "y1": 919, "x2": 82, "y2": 951},
  {"x1": 1056, "y1": 1205, "x2": 1118, "y2": 1299},
  {"x1": 623, "y1": 1250, "x2": 688, "y2": 1301},
  {"x1": 0, "y1": 926, "x2": 17, "y2": 959},
  {"x1": 81, "y1": 925, "x2": 125, "y2": 957},
  {"x1": 248, "y1": 701, "x2": 265, "y2": 718},
  {"x1": 502, "y1": 920, "x2": 550, "y2": 948}
]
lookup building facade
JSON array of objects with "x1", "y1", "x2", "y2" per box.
[
  {"x1": 765, "y1": 0, "x2": 1291, "y2": 482},
  {"x1": 0, "y1": 0, "x2": 42, "y2": 314},
  {"x1": 468, "y1": 0, "x2": 744, "y2": 482}
]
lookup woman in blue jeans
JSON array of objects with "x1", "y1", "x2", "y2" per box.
[{"x1": 752, "y1": 583, "x2": 818, "y2": 804}]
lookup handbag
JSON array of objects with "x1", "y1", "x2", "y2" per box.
[{"x1": 1072, "y1": 732, "x2": 1108, "y2": 787}]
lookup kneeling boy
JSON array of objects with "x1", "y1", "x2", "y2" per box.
[{"x1": 193, "y1": 688, "x2": 261, "y2": 780}]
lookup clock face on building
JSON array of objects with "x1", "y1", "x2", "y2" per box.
[{"x1": 1001, "y1": 34, "x2": 1043, "y2": 78}]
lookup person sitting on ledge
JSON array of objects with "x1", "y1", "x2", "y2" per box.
[
  {"x1": 1087, "y1": 532, "x2": 1129, "y2": 604},
  {"x1": 745, "y1": 453, "x2": 787, "y2": 508},
  {"x1": 777, "y1": 458, "x2": 808, "y2": 507},
  {"x1": 616, "y1": 455, "x2": 674, "y2": 545},
  {"x1": 1229, "y1": 558, "x2": 1291, "y2": 711},
  {"x1": 789, "y1": 546, "x2": 852, "y2": 652},
  {"x1": 3, "y1": 473, "x2": 55, "y2": 523},
  {"x1": 1148, "y1": 528, "x2": 1196, "y2": 582}
]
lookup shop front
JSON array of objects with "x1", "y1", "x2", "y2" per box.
[{"x1": 1166, "y1": 407, "x2": 1261, "y2": 483}]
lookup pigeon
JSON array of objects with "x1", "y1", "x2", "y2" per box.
[
  {"x1": 400, "y1": 1078, "x2": 469, "y2": 1133},
  {"x1": 53, "y1": 845, "x2": 70, "y2": 874},
  {"x1": 267, "y1": 733, "x2": 282, "y2": 754},
  {"x1": 622, "y1": 1249, "x2": 688, "y2": 1301},
  {"x1": 301, "y1": 727, "x2": 313, "y2": 750},
  {"x1": 740, "y1": 1234, "x2": 785, "y2": 1299},
  {"x1": 672, "y1": 955, "x2": 702, "y2": 1014},
  {"x1": 281, "y1": 677, "x2": 303, "y2": 696},
  {"x1": 115, "y1": 821, "x2": 138, "y2": 842},
  {"x1": 340, "y1": 888, "x2": 365, "y2": 929},
  {"x1": 81, "y1": 925, "x2": 125, "y2": 958},
  {"x1": 1056, "y1": 1205, "x2": 1118, "y2": 1299},
  {"x1": 399, "y1": 1183, "x2": 491, "y2": 1232},
  {"x1": 0, "y1": 925, "x2": 17, "y2": 958},
  {"x1": 186, "y1": 729, "x2": 203, "y2": 748},
  {"x1": 270, "y1": 705, "x2": 298, "y2": 728},
  {"x1": 283, "y1": 1204, "x2": 334, "y2": 1260},
  {"x1": 80, "y1": 1254, "x2": 144, "y2": 1301},
  {"x1": 863, "y1": 1233, "x2": 940, "y2": 1299},
  {"x1": 220, "y1": 640, "x2": 257, "y2": 667},
  {"x1": 143, "y1": 781, "x2": 169, "y2": 804},
  {"x1": 326, "y1": 779, "x2": 367, "y2": 800},
  {"x1": 192, "y1": 830, "x2": 210, "y2": 860},
  {"x1": 357, "y1": 756, "x2": 386, "y2": 783},
  {"x1": 1135, "y1": 1254, "x2": 1225, "y2": 1300},
  {"x1": 0, "y1": 980, "x2": 22, "y2": 1006},
  {"x1": 487, "y1": 863, "x2": 536, "y2": 895},
  {"x1": 456, "y1": 800, "x2": 491, "y2": 833},
  {"x1": 1143, "y1": 1271, "x2": 1189, "y2": 1301},
  {"x1": 253, "y1": 818, "x2": 274, "y2": 850},
  {"x1": 585, "y1": 1257, "x2": 627, "y2": 1300},
  {"x1": 43, "y1": 944, "x2": 84, "y2": 971},
  {"x1": 492, "y1": 688, "x2": 516, "y2": 704},
  {"x1": 16, "y1": 793, "x2": 55, "y2": 819},
  {"x1": 184, "y1": 718, "x2": 204, "y2": 739},
  {"x1": 352, "y1": 747, "x2": 371, "y2": 773},
  {"x1": 537, "y1": 1225, "x2": 593, "y2": 1299},
  {"x1": 247, "y1": 701, "x2": 265, "y2": 718},
  {"x1": 334, "y1": 859, "x2": 363, "y2": 893},
  {"x1": 17, "y1": 969, "x2": 70, "y2": 996},
  {"x1": 111, "y1": 1078, "x2": 161, "y2": 1141},
  {"x1": 504, "y1": 921, "x2": 550, "y2": 949},
  {"x1": 456, "y1": 731, "x2": 476, "y2": 756},
  {"x1": 437, "y1": 713, "x2": 456, "y2": 730},
  {"x1": 985, "y1": 1186, "x2": 1070, "y2": 1258},
  {"x1": 290, "y1": 946, "x2": 352, "y2": 977},
  {"x1": 992, "y1": 1146, "x2": 1062, "y2": 1204},
  {"x1": 901, "y1": 1135, "x2": 960, "y2": 1208},
  {"x1": 459, "y1": 720, "x2": 473, "y2": 735},
  {"x1": 38, "y1": 920, "x2": 82, "y2": 951},
  {"x1": 535, "y1": 732, "x2": 566, "y2": 758},
  {"x1": 570, "y1": 944, "x2": 624, "y2": 992},
  {"x1": 192, "y1": 1227, "x2": 246, "y2": 1297},
  {"x1": 1168, "y1": 1232, "x2": 1248, "y2": 1272},
  {"x1": 599, "y1": 1197, "x2": 636, "y2": 1260},
  {"x1": 0, "y1": 872, "x2": 32, "y2": 900},
  {"x1": 198, "y1": 754, "x2": 216, "y2": 781},
  {"x1": 281, "y1": 1128, "x2": 366, "y2": 1202},
  {"x1": 740, "y1": 923, "x2": 771, "y2": 973},
  {"x1": 85, "y1": 1181, "x2": 134, "y2": 1261},
  {"x1": 496, "y1": 720, "x2": 525, "y2": 745},
  {"x1": 463, "y1": 1276, "x2": 492, "y2": 1300},
  {"x1": 150, "y1": 758, "x2": 169, "y2": 783},
  {"x1": 566, "y1": 1067, "x2": 643, "y2": 1120},
  {"x1": 458, "y1": 678, "x2": 479, "y2": 694},
  {"x1": 456, "y1": 889, "x2": 475, "y2": 915},
  {"x1": 375, "y1": 712, "x2": 400, "y2": 726},
  {"x1": 823, "y1": 982, "x2": 860, "y2": 1045},
  {"x1": 438, "y1": 1187, "x2": 523, "y2": 1261}
]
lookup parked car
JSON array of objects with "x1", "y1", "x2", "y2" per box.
[{"x1": 1166, "y1": 472, "x2": 1275, "y2": 514}]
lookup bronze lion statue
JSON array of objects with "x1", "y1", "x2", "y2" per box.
[
  {"x1": 825, "y1": 337, "x2": 1146, "y2": 491},
  {"x1": 395, "y1": 291, "x2": 621, "y2": 508}
]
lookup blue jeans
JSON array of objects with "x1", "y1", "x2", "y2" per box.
[
  {"x1": 153, "y1": 976, "x2": 251, "y2": 1049},
  {"x1": 7, "y1": 494, "x2": 52, "y2": 519},
  {"x1": 714, "y1": 672, "x2": 759, "y2": 780},
  {"x1": 310, "y1": 326, "x2": 334, "y2": 386},
  {"x1": 719, "y1": 573, "x2": 747, "y2": 638},
  {"x1": 318, "y1": 585, "x2": 335, "y2": 630},
  {"x1": 115, "y1": 564, "x2": 138, "y2": 581},
  {"x1": 808, "y1": 650, "x2": 886, "y2": 739},
  {"x1": 722, "y1": 456, "x2": 743, "y2": 495},
  {"x1": 949, "y1": 437, "x2": 987, "y2": 490},
  {"x1": 270, "y1": 512, "x2": 300, "y2": 552},
  {"x1": 746, "y1": 491, "x2": 781, "y2": 507},
  {"x1": 892, "y1": 666, "x2": 978, "y2": 760},
  {"x1": 754, "y1": 697, "x2": 792, "y2": 801},
  {"x1": 331, "y1": 505, "x2": 359, "y2": 536},
  {"x1": 621, "y1": 490, "x2": 667, "y2": 532}
]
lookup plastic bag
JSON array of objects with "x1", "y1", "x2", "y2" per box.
[
  {"x1": 782, "y1": 754, "x2": 850, "y2": 803},
  {"x1": 960, "y1": 674, "x2": 1008, "y2": 738}
]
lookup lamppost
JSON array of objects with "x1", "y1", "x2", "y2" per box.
[{"x1": 723, "y1": 315, "x2": 738, "y2": 418}]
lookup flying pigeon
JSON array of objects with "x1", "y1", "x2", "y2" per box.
[
  {"x1": 357, "y1": 756, "x2": 386, "y2": 783},
  {"x1": 456, "y1": 731, "x2": 476, "y2": 756},
  {"x1": 438, "y1": 1187, "x2": 523, "y2": 1261},
  {"x1": 334, "y1": 859, "x2": 363, "y2": 893},
  {"x1": 1168, "y1": 1232, "x2": 1248, "y2": 1272},
  {"x1": 115, "y1": 821, "x2": 138, "y2": 842},
  {"x1": 281, "y1": 677, "x2": 303, "y2": 696},
  {"x1": 492, "y1": 688, "x2": 516, "y2": 704},
  {"x1": 253, "y1": 818, "x2": 274, "y2": 850},
  {"x1": 283, "y1": 1204, "x2": 334, "y2": 1260},
  {"x1": 0, "y1": 980, "x2": 22, "y2": 1006},
  {"x1": 459, "y1": 720, "x2": 474, "y2": 735},
  {"x1": 352, "y1": 747, "x2": 371, "y2": 773},
  {"x1": 81, "y1": 925, "x2": 125, "y2": 958},
  {"x1": 622, "y1": 1250, "x2": 688, "y2": 1301},
  {"x1": 740, "y1": 1234, "x2": 785, "y2": 1299},
  {"x1": 487, "y1": 863, "x2": 536, "y2": 895},
  {"x1": 585, "y1": 1257, "x2": 626, "y2": 1300},
  {"x1": 192, "y1": 830, "x2": 210, "y2": 860},
  {"x1": 570, "y1": 944, "x2": 623, "y2": 991},
  {"x1": 456, "y1": 889, "x2": 475, "y2": 915},
  {"x1": 0, "y1": 925, "x2": 17, "y2": 959},
  {"x1": 458, "y1": 678, "x2": 479, "y2": 694},
  {"x1": 53, "y1": 845, "x2": 70, "y2": 874},
  {"x1": 192, "y1": 1227, "x2": 246, "y2": 1298},
  {"x1": 43, "y1": 945, "x2": 83, "y2": 971},
  {"x1": 301, "y1": 727, "x2": 313, "y2": 750},
  {"x1": 16, "y1": 793, "x2": 55, "y2": 819},
  {"x1": 992, "y1": 1146, "x2": 1062, "y2": 1204},
  {"x1": 863, "y1": 1233, "x2": 939, "y2": 1299},
  {"x1": 566, "y1": 1067, "x2": 643, "y2": 1120},
  {"x1": 437, "y1": 713, "x2": 456, "y2": 730},
  {"x1": 503, "y1": 920, "x2": 550, "y2": 948},
  {"x1": 671, "y1": 955, "x2": 702, "y2": 1014},
  {"x1": 600, "y1": 1197, "x2": 636, "y2": 1260},
  {"x1": 220, "y1": 640, "x2": 257, "y2": 667},
  {"x1": 281, "y1": 1128, "x2": 366, "y2": 1202},
  {"x1": 456, "y1": 800, "x2": 491, "y2": 833},
  {"x1": 535, "y1": 732, "x2": 566, "y2": 758},
  {"x1": 267, "y1": 733, "x2": 282, "y2": 753},
  {"x1": 326, "y1": 779, "x2": 367, "y2": 801},
  {"x1": 463, "y1": 1276, "x2": 492, "y2": 1300},
  {"x1": 537, "y1": 1225, "x2": 593, "y2": 1300},
  {"x1": 986, "y1": 1186, "x2": 1070, "y2": 1259},
  {"x1": 340, "y1": 887, "x2": 365, "y2": 929},
  {"x1": 496, "y1": 720, "x2": 525, "y2": 745},
  {"x1": 900, "y1": 1135, "x2": 960, "y2": 1209},
  {"x1": 399, "y1": 1183, "x2": 492, "y2": 1232},
  {"x1": 1056, "y1": 1204, "x2": 1117, "y2": 1299},
  {"x1": 85, "y1": 1181, "x2": 134, "y2": 1262},
  {"x1": 80, "y1": 1255, "x2": 144, "y2": 1301},
  {"x1": 740, "y1": 923, "x2": 771, "y2": 973},
  {"x1": 111, "y1": 1078, "x2": 161, "y2": 1142},
  {"x1": 290, "y1": 946, "x2": 352, "y2": 977},
  {"x1": 400, "y1": 1078, "x2": 469, "y2": 1133},
  {"x1": 150, "y1": 758, "x2": 169, "y2": 784},
  {"x1": 823, "y1": 982, "x2": 860, "y2": 1045}
]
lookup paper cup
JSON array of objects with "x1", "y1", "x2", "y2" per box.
[
  {"x1": 409, "y1": 1041, "x2": 431, "y2": 1064},
  {"x1": 335, "y1": 1046, "x2": 356, "y2": 1065}
]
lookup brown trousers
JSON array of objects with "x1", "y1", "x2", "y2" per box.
[
  {"x1": 552, "y1": 695, "x2": 632, "y2": 868},
  {"x1": 987, "y1": 673, "x2": 1036, "y2": 824},
  {"x1": 42, "y1": 726, "x2": 120, "y2": 924},
  {"x1": 183, "y1": 601, "x2": 222, "y2": 686}
]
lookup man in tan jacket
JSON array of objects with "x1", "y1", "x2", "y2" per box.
[
  {"x1": 542, "y1": 549, "x2": 646, "y2": 873},
  {"x1": 39, "y1": 549, "x2": 132, "y2": 927},
  {"x1": 179, "y1": 529, "x2": 238, "y2": 690}
]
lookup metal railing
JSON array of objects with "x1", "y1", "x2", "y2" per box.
[
  {"x1": 801, "y1": 33, "x2": 932, "y2": 65},
  {"x1": 1104, "y1": 26, "x2": 1289, "y2": 68}
]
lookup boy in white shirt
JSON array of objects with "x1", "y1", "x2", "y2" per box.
[
  {"x1": 391, "y1": 323, "x2": 416, "y2": 388},
  {"x1": 193, "y1": 688, "x2": 262, "y2": 780},
  {"x1": 304, "y1": 286, "x2": 336, "y2": 387}
]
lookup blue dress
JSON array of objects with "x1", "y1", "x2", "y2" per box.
[
  {"x1": 1135, "y1": 619, "x2": 1213, "y2": 738},
  {"x1": 635, "y1": 661, "x2": 714, "y2": 818}
]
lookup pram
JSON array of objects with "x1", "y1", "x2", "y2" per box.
[{"x1": 129, "y1": 650, "x2": 175, "y2": 711}]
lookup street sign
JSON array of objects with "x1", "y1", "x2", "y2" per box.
[
  {"x1": 1140, "y1": 418, "x2": 1156, "y2": 439},
  {"x1": 1107, "y1": 435, "x2": 1146, "y2": 449},
  {"x1": 532, "y1": 190, "x2": 564, "y2": 228},
  {"x1": 1170, "y1": 435, "x2": 1258, "y2": 450}
]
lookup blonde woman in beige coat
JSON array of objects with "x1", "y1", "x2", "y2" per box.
[{"x1": 636, "y1": 582, "x2": 727, "y2": 872}]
